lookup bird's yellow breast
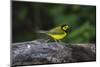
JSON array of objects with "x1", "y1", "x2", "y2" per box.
[{"x1": 47, "y1": 32, "x2": 67, "y2": 40}]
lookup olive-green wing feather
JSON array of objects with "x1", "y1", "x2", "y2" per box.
[{"x1": 47, "y1": 26, "x2": 64, "y2": 34}]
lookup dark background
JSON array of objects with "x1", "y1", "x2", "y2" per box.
[{"x1": 12, "y1": 1, "x2": 96, "y2": 43}]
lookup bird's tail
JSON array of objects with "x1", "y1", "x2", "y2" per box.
[{"x1": 36, "y1": 30, "x2": 48, "y2": 34}]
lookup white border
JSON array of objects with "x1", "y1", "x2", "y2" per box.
[
  {"x1": 14, "y1": 0, "x2": 96, "y2": 5},
  {"x1": 0, "y1": 0, "x2": 10, "y2": 67}
]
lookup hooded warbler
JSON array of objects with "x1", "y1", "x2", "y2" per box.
[{"x1": 37, "y1": 24, "x2": 69, "y2": 41}]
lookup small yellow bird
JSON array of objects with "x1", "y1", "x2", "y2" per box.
[{"x1": 37, "y1": 24, "x2": 69, "y2": 41}]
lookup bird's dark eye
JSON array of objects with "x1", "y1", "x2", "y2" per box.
[{"x1": 62, "y1": 25, "x2": 69, "y2": 30}]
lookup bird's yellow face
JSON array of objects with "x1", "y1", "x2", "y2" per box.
[{"x1": 61, "y1": 25, "x2": 69, "y2": 32}]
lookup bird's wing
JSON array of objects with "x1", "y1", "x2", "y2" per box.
[{"x1": 47, "y1": 26, "x2": 64, "y2": 34}]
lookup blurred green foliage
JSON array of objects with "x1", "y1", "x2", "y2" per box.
[{"x1": 12, "y1": 1, "x2": 96, "y2": 43}]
